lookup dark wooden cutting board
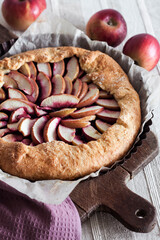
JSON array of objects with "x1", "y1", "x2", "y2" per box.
[{"x1": 0, "y1": 24, "x2": 158, "y2": 233}]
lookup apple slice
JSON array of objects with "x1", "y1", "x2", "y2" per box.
[
  {"x1": 0, "y1": 88, "x2": 6, "y2": 100},
  {"x1": 79, "y1": 82, "x2": 88, "y2": 100},
  {"x1": 61, "y1": 115, "x2": 95, "y2": 128},
  {"x1": 81, "y1": 75, "x2": 91, "y2": 83},
  {"x1": 71, "y1": 105, "x2": 104, "y2": 118},
  {"x1": 78, "y1": 70, "x2": 84, "y2": 78},
  {"x1": 19, "y1": 118, "x2": 37, "y2": 136},
  {"x1": 41, "y1": 94, "x2": 79, "y2": 109},
  {"x1": 22, "y1": 138, "x2": 32, "y2": 145},
  {"x1": 9, "y1": 71, "x2": 33, "y2": 95},
  {"x1": 88, "y1": 83, "x2": 98, "y2": 89},
  {"x1": 7, "y1": 118, "x2": 23, "y2": 131},
  {"x1": 0, "y1": 99, "x2": 34, "y2": 114},
  {"x1": 34, "y1": 106, "x2": 48, "y2": 117},
  {"x1": 96, "y1": 109, "x2": 120, "y2": 123},
  {"x1": 95, "y1": 119, "x2": 111, "y2": 133},
  {"x1": 49, "y1": 108, "x2": 76, "y2": 118},
  {"x1": 19, "y1": 63, "x2": 31, "y2": 77},
  {"x1": 0, "y1": 121, "x2": 7, "y2": 128},
  {"x1": 72, "y1": 79, "x2": 82, "y2": 97},
  {"x1": 9, "y1": 107, "x2": 31, "y2": 123},
  {"x1": 96, "y1": 99, "x2": 120, "y2": 110},
  {"x1": 3, "y1": 75, "x2": 18, "y2": 89},
  {"x1": 43, "y1": 117, "x2": 61, "y2": 142},
  {"x1": 76, "y1": 88, "x2": 99, "y2": 108},
  {"x1": 27, "y1": 78, "x2": 39, "y2": 103},
  {"x1": 28, "y1": 62, "x2": 37, "y2": 80},
  {"x1": 37, "y1": 72, "x2": 52, "y2": 102},
  {"x1": 1, "y1": 133, "x2": 23, "y2": 142},
  {"x1": 37, "y1": 63, "x2": 52, "y2": 78},
  {"x1": 99, "y1": 90, "x2": 113, "y2": 99},
  {"x1": 0, "y1": 112, "x2": 8, "y2": 121},
  {"x1": 31, "y1": 116, "x2": 49, "y2": 144},
  {"x1": 8, "y1": 88, "x2": 28, "y2": 101},
  {"x1": 0, "y1": 128, "x2": 11, "y2": 137},
  {"x1": 82, "y1": 125, "x2": 101, "y2": 141},
  {"x1": 72, "y1": 136, "x2": 85, "y2": 145},
  {"x1": 53, "y1": 60, "x2": 65, "y2": 76},
  {"x1": 65, "y1": 57, "x2": 79, "y2": 81},
  {"x1": 58, "y1": 124, "x2": 75, "y2": 143},
  {"x1": 52, "y1": 74, "x2": 65, "y2": 95},
  {"x1": 64, "y1": 76, "x2": 73, "y2": 94}
]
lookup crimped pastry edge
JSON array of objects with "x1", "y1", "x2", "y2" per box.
[{"x1": 0, "y1": 46, "x2": 141, "y2": 180}]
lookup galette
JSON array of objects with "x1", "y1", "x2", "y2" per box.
[{"x1": 0, "y1": 47, "x2": 141, "y2": 180}]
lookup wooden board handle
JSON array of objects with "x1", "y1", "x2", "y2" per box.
[
  {"x1": 70, "y1": 131, "x2": 158, "y2": 233},
  {"x1": 100, "y1": 168, "x2": 156, "y2": 233}
]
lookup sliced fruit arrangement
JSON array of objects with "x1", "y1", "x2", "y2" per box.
[{"x1": 0, "y1": 56, "x2": 120, "y2": 145}]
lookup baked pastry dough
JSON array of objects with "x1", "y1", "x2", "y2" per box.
[{"x1": 0, "y1": 47, "x2": 141, "y2": 180}]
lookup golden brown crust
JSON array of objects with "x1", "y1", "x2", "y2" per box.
[{"x1": 0, "y1": 47, "x2": 141, "y2": 180}]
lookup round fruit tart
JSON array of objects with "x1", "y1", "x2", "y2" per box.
[{"x1": 0, "y1": 47, "x2": 141, "y2": 180}]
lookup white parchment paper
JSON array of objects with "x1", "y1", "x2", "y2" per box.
[{"x1": 0, "y1": 11, "x2": 160, "y2": 204}]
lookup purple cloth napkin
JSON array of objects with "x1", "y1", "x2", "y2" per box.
[{"x1": 0, "y1": 181, "x2": 81, "y2": 240}]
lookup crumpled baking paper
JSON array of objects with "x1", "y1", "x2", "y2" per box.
[{"x1": 0, "y1": 11, "x2": 160, "y2": 204}]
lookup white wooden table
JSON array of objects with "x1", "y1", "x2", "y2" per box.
[{"x1": 0, "y1": 0, "x2": 160, "y2": 239}]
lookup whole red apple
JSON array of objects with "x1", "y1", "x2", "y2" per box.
[
  {"x1": 86, "y1": 9, "x2": 127, "y2": 47},
  {"x1": 2, "y1": 0, "x2": 46, "y2": 31},
  {"x1": 123, "y1": 33, "x2": 160, "y2": 71}
]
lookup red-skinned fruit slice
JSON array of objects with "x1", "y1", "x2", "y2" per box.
[
  {"x1": 31, "y1": 116, "x2": 49, "y2": 144},
  {"x1": 82, "y1": 125, "x2": 101, "y2": 141},
  {"x1": 0, "y1": 88, "x2": 6, "y2": 100},
  {"x1": 0, "y1": 99, "x2": 34, "y2": 114},
  {"x1": 71, "y1": 105, "x2": 104, "y2": 118},
  {"x1": 19, "y1": 118, "x2": 37, "y2": 136},
  {"x1": 72, "y1": 79, "x2": 82, "y2": 97},
  {"x1": 52, "y1": 74, "x2": 65, "y2": 95},
  {"x1": 28, "y1": 62, "x2": 37, "y2": 80},
  {"x1": 96, "y1": 99, "x2": 120, "y2": 110},
  {"x1": 22, "y1": 138, "x2": 32, "y2": 145},
  {"x1": 0, "y1": 112, "x2": 8, "y2": 121},
  {"x1": 76, "y1": 88, "x2": 99, "y2": 108},
  {"x1": 37, "y1": 72, "x2": 52, "y2": 102},
  {"x1": 96, "y1": 109, "x2": 120, "y2": 123},
  {"x1": 95, "y1": 119, "x2": 111, "y2": 133},
  {"x1": 65, "y1": 57, "x2": 79, "y2": 81},
  {"x1": 88, "y1": 83, "x2": 98, "y2": 89},
  {"x1": 34, "y1": 106, "x2": 48, "y2": 117},
  {"x1": 49, "y1": 108, "x2": 76, "y2": 118},
  {"x1": 81, "y1": 75, "x2": 91, "y2": 83},
  {"x1": 9, "y1": 71, "x2": 33, "y2": 95},
  {"x1": 43, "y1": 117, "x2": 61, "y2": 142},
  {"x1": 9, "y1": 107, "x2": 31, "y2": 123},
  {"x1": 8, "y1": 88, "x2": 28, "y2": 101},
  {"x1": 99, "y1": 90, "x2": 113, "y2": 99},
  {"x1": 0, "y1": 128, "x2": 11, "y2": 137},
  {"x1": 1, "y1": 133, "x2": 23, "y2": 142},
  {"x1": 3, "y1": 75, "x2": 18, "y2": 89},
  {"x1": 72, "y1": 135, "x2": 85, "y2": 145},
  {"x1": 7, "y1": 118, "x2": 23, "y2": 131},
  {"x1": 58, "y1": 124, "x2": 75, "y2": 143},
  {"x1": 37, "y1": 63, "x2": 52, "y2": 78},
  {"x1": 77, "y1": 70, "x2": 84, "y2": 78},
  {"x1": 0, "y1": 121, "x2": 7, "y2": 128},
  {"x1": 27, "y1": 78, "x2": 39, "y2": 103},
  {"x1": 61, "y1": 115, "x2": 95, "y2": 128},
  {"x1": 19, "y1": 63, "x2": 31, "y2": 77},
  {"x1": 64, "y1": 76, "x2": 73, "y2": 94},
  {"x1": 79, "y1": 82, "x2": 88, "y2": 100},
  {"x1": 53, "y1": 60, "x2": 65, "y2": 76},
  {"x1": 41, "y1": 94, "x2": 79, "y2": 109}
]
